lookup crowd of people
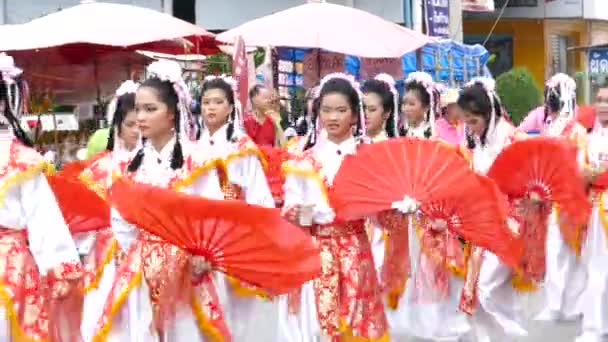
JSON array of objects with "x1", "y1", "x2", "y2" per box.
[{"x1": 0, "y1": 49, "x2": 607, "y2": 342}]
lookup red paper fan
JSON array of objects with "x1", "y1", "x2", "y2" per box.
[
  {"x1": 331, "y1": 138, "x2": 481, "y2": 220},
  {"x1": 110, "y1": 179, "x2": 320, "y2": 294},
  {"x1": 47, "y1": 175, "x2": 110, "y2": 234},
  {"x1": 487, "y1": 137, "x2": 590, "y2": 226},
  {"x1": 419, "y1": 174, "x2": 523, "y2": 267},
  {"x1": 58, "y1": 152, "x2": 106, "y2": 179}
]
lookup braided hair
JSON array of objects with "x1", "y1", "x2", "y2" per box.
[
  {"x1": 201, "y1": 78, "x2": 237, "y2": 142},
  {"x1": 127, "y1": 77, "x2": 183, "y2": 172},
  {"x1": 0, "y1": 79, "x2": 33, "y2": 147},
  {"x1": 304, "y1": 77, "x2": 362, "y2": 150}
]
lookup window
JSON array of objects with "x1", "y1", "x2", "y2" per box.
[
  {"x1": 173, "y1": 0, "x2": 196, "y2": 24},
  {"x1": 550, "y1": 34, "x2": 571, "y2": 75}
]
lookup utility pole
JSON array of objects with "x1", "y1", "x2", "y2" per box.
[{"x1": 449, "y1": 0, "x2": 464, "y2": 41}]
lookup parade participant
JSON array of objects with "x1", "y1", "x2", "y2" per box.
[
  {"x1": 198, "y1": 75, "x2": 280, "y2": 341},
  {"x1": 576, "y1": 87, "x2": 608, "y2": 342},
  {"x1": 436, "y1": 88, "x2": 466, "y2": 146},
  {"x1": 79, "y1": 80, "x2": 142, "y2": 341},
  {"x1": 90, "y1": 60, "x2": 230, "y2": 341},
  {"x1": 383, "y1": 77, "x2": 472, "y2": 341},
  {"x1": 457, "y1": 78, "x2": 529, "y2": 341},
  {"x1": 401, "y1": 72, "x2": 439, "y2": 138},
  {"x1": 360, "y1": 74, "x2": 404, "y2": 307},
  {"x1": 0, "y1": 52, "x2": 82, "y2": 341},
  {"x1": 279, "y1": 73, "x2": 388, "y2": 341},
  {"x1": 535, "y1": 73, "x2": 587, "y2": 323}
]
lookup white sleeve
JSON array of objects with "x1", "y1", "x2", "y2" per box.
[
  {"x1": 227, "y1": 155, "x2": 275, "y2": 208},
  {"x1": 282, "y1": 172, "x2": 335, "y2": 224},
  {"x1": 191, "y1": 167, "x2": 225, "y2": 200},
  {"x1": 21, "y1": 174, "x2": 80, "y2": 275},
  {"x1": 110, "y1": 208, "x2": 138, "y2": 251}
]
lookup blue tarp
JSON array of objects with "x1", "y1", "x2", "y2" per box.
[{"x1": 276, "y1": 39, "x2": 488, "y2": 83}]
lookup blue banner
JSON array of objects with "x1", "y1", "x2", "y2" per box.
[
  {"x1": 425, "y1": 0, "x2": 450, "y2": 38},
  {"x1": 589, "y1": 48, "x2": 608, "y2": 75}
]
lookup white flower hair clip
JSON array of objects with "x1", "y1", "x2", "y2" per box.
[
  {"x1": 147, "y1": 60, "x2": 182, "y2": 84},
  {"x1": 319, "y1": 72, "x2": 360, "y2": 96},
  {"x1": 115, "y1": 80, "x2": 139, "y2": 97},
  {"x1": 203, "y1": 75, "x2": 237, "y2": 91},
  {"x1": 406, "y1": 72, "x2": 434, "y2": 92},
  {"x1": 546, "y1": 73, "x2": 575, "y2": 90},
  {"x1": 468, "y1": 77, "x2": 496, "y2": 93},
  {"x1": 0, "y1": 53, "x2": 22, "y2": 84},
  {"x1": 374, "y1": 73, "x2": 397, "y2": 93}
]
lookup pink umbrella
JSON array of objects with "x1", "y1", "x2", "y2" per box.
[
  {"x1": 216, "y1": 2, "x2": 434, "y2": 58},
  {"x1": 0, "y1": 1, "x2": 217, "y2": 54}
]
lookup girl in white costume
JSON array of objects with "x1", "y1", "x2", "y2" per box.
[
  {"x1": 577, "y1": 89, "x2": 608, "y2": 342},
  {"x1": 198, "y1": 76, "x2": 281, "y2": 341},
  {"x1": 534, "y1": 73, "x2": 587, "y2": 323},
  {"x1": 279, "y1": 73, "x2": 389, "y2": 341},
  {"x1": 79, "y1": 80, "x2": 141, "y2": 341},
  {"x1": 89, "y1": 60, "x2": 230, "y2": 342},
  {"x1": 0, "y1": 52, "x2": 82, "y2": 341},
  {"x1": 383, "y1": 72, "x2": 472, "y2": 341},
  {"x1": 457, "y1": 78, "x2": 529, "y2": 342}
]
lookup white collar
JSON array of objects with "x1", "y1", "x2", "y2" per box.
[
  {"x1": 317, "y1": 135, "x2": 357, "y2": 155},
  {"x1": 144, "y1": 135, "x2": 177, "y2": 164},
  {"x1": 200, "y1": 124, "x2": 229, "y2": 144},
  {"x1": 369, "y1": 131, "x2": 388, "y2": 143}
]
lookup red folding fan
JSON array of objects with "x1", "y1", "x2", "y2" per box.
[
  {"x1": 487, "y1": 137, "x2": 590, "y2": 226},
  {"x1": 419, "y1": 174, "x2": 523, "y2": 268},
  {"x1": 330, "y1": 138, "x2": 481, "y2": 221},
  {"x1": 110, "y1": 179, "x2": 321, "y2": 294},
  {"x1": 47, "y1": 175, "x2": 110, "y2": 234},
  {"x1": 57, "y1": 152, "x2": 107, "y2": 179}
]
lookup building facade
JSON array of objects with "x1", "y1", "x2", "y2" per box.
[{"x1": 464, "y1": 0, "x2": 608, "y2": 92}]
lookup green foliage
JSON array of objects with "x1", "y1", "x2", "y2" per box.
[
  {"x1": 254, "y1": 48, "x2": 266, "y2": 68},
  {"x1": 495, "y1": 67, "x2": 541, "y2": 125},
  {"x1": 205, "y1": 53, "x2": 231, "y2": 75}
]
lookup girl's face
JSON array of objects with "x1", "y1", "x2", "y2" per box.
[
  {"x1": 319, "y1": 93, "x2": 357, "y2": 141},
  {"x1": 135, "y1": 86, "x2": 175, "y2": 141},
  {"x1": 461, "y1": 108, "x2": 488, "y2": 136},
  {"x1": 402, "y1": 90, "x2": 428, "y2": 125},
  {"x1": 119, "y1": 110, "x2": 139, "y2": 150},
  {"x1": 201, "y1": 88, "x2": 233, "y2": 131},
  {"x1": 445, "y1": 103, "x2": 462, "y2": 123},
  {"x1": 596, "y1": 88, "x2": 608, "y2": 127},
  {"x1": 363, "y1": 92, "x2": 388, "y2": 136}
]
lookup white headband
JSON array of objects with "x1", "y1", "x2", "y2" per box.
[{"x1": 467, "y1": 77, "x2": 500, "y2": 143}]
